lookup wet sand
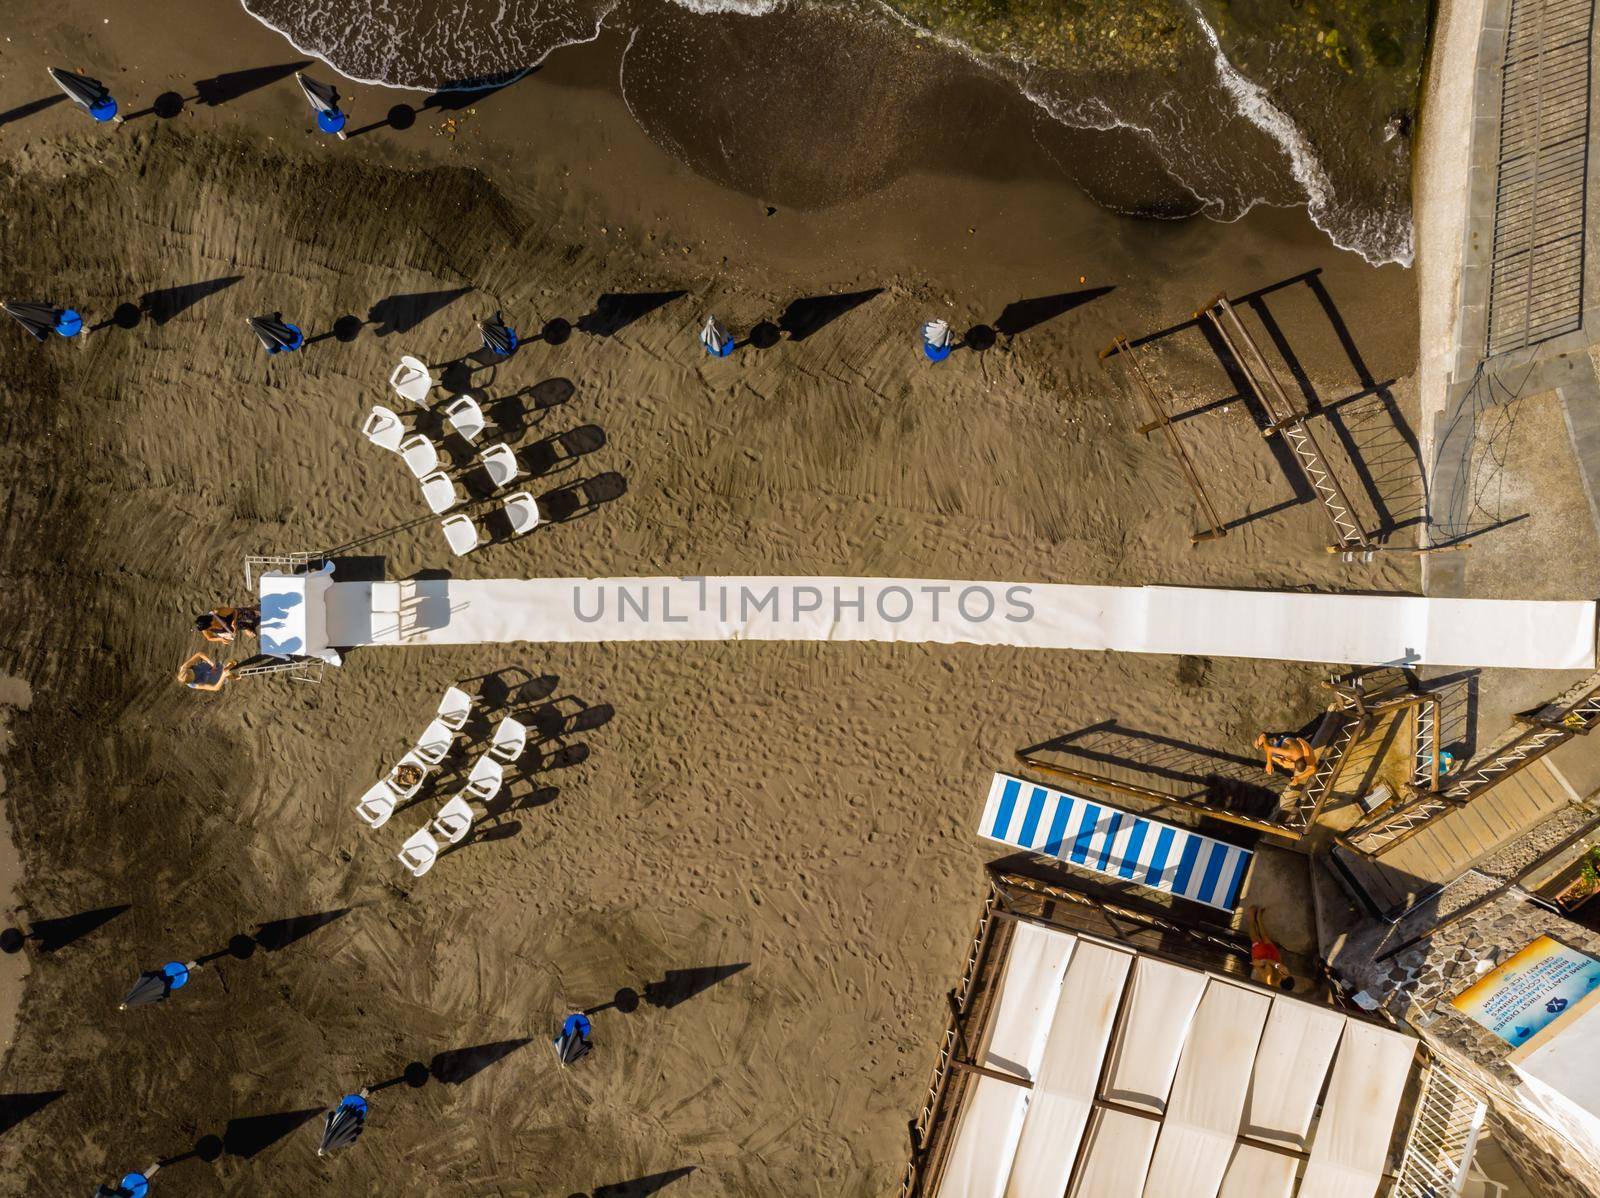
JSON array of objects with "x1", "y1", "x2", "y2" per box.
[{"x1": 0, "y1": 1, "x2": 1426, "y2": 1193}]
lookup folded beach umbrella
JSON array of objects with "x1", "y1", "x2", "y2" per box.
[
  {"x1": 318, "y1": 1090, "x2": 369, "y2": 1155},
  {"x1": 699, "y1": 314, "x2": 734, "y2": 358},
  {"x1": 479, "y1": 315, "x2": 518, "y2": 357},
  {"x1": 119, "y1": 961, "x2": 193, "y2": 1009},
  {"x1": 48, "y1": 67, "x2": 120, "y2": 123},
  {"x1": 4, "y1": 301, "x2": 66, "y2": 341},
  {"x1": 296, "y1": 72, "x2": 348, "y2": 138},
  {"x1": 553, "y1": 1012, "x2": 593, "y2": 1065},
  {"x1": 247, "y1": 314, "x2": 305, "y2": 354}
]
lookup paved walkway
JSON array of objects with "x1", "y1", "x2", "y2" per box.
[{"x1": 1420, "y1": 0, "x2": 1600, "y2": 596}]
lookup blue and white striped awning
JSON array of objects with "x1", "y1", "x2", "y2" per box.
[{"x1": 979, "y1": 772, "x2": 1252, "y2": 911}]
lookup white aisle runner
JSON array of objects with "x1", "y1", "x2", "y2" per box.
[{"x1": 257, "y1": 573, "x2": 1596, "y2": 670}]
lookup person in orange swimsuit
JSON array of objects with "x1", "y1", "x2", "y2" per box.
[{"x1": 1254, "y1": 731, "x2": 1318, "y2": 787}]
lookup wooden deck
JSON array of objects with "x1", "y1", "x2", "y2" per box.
[{"x1": 1332, "y1": 758, "x2": 1580, "y2": 918}]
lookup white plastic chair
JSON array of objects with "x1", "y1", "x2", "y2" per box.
[
  {"x1": 400, "y1": 434, "x2": 439, "y2": 479},
  {"x1": 443, "y1": 394, "x2": 486, "y2": 442},
  {"x1": 430, "y1": 795, "x2": 475, "y2": 844},
  {"x1": 388, "y1": 750, "x2": 432, "y2": 800},
  {"x1": 390, "y1": 356, "x2": 434, "y2": 406},
  {"x1": 362, "y1": 406, "x2": 404, "y2": 452},
  {"x1": 397, "y1": 828, "x2": 440, "y2": 877},
  {"x1": 355, "y1": 780, "x2": 398, "y2": 828},
  {"x1": 503, "y1": 491, "x2": 541, "y2": 537},
  {"x1": 437, "y1": 686, "x2": 474, "y2": 731},
  {"x1": 441, "y1": 514, "x2": 480, "y2": 557},
  {"x1": 414, "y1": 718, "x2": 456, "y2": 765},
  {"x1": 478, "y1": 442, "x2": 520, "y2": 490},
  {"x1": 419, "y1": 470, "x2": 457, "y2": 515},
  {"x1": 488, "y1": 716, "x2": 528, "y2": 763},
  {"x1": 465, "y1": 755, "x2": 504, "y2": 801}
]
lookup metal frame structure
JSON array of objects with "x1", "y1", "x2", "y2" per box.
[
  {"x1": 900, "y1": 871, "x2": 1421, "y2": 1198},
  {"x1": 1200, "y1": 295, "x2": 1374, "y2": 557},
  {"x1": 235, "y1": 551, "x2": 331, "y2": 683},
  {"x1": 1101, "y1": 335, "x2": 1229, "y2": 543},
  {"x1": 1341, "y1": 672, "x2": 1600, "y2": 857},
  {"x1": 1390, "y1": 1062, "x2": 1491, "y2": 1198}
]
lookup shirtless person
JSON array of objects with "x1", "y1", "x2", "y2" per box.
[
  {"x1": 1254, "y1": 731, "x2": 1318, "y2": 788},
  {"x1": 1247, "y1": 906, "x2": 1296, "y2": 991}
]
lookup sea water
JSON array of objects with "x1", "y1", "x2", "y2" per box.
[{"x1": 241, "y1": 0, "x2": 1427, "y2": 266}]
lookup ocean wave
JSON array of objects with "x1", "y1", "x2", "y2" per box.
[{"x1": 239, "y1": 0, "x2": 1414, "y2": 266}]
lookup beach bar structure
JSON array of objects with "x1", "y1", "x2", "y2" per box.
[{"x1": 902, "y1": 872, "x2": 1489, "y2": 1198}]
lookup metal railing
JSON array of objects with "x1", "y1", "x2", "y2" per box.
[
  {"x1": 1202, "y1": 296, "x2": 1372, "y2": 555},
  {"x1": 1390, "y1": 1063, "x2": 1489, "y2": 1198},
  {"x1": 1343, "y1": 674, "x2": 1600, "y2": 856}
]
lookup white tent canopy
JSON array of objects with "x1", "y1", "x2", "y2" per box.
[
  {"x1": 256, "y1": 570, "x2": 1597, "y2": 670},
  {"x1": 931, "y1": 922, "x2": 1419, "y2": 1198}
]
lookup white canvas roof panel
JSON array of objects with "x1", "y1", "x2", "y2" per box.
[
  {"x1": 1006, "y1": 941, "x2": 1134, "y2": 1198},
  {"x1": 1296, "y1": 1021, "x2": 1417, "y2": 1198},
  {"x1": 1103, "y1": 957, "x2": 1208, "y2": 1113},
  {"x1": 925, "y1": 920, "x2": 1424, "y2": 1198},
  {"x1": 1141, "y1": 979, "x2": 1273, "y2": 1198},
  {"x1": 1242, "y1": 998, "x2": 1347, "y2": 1147},
  {"x1": 1216, "y1": 1144, "x2": 1298, "y2": 1198},
  {"x1": 936, "y1": 922, "x2": 1075, "y2": 1198},
  {"x1": 1069, "y1": 1107, "x2": 1161, "y2": 1198}
]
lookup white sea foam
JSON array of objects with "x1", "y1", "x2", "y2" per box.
[
  {"x1": 238, "y1": 0, "x2": 1414, "y2": 266},
  {"x1": 1185, "y1": 0, "x2": 1412, "y2": 267}
]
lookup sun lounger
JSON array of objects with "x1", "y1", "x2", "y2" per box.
[
  {"x1": 355, "y1": 780, "x2": 398, "y2": 829},
  {"x1": 397, "y1": 828, "x2": 439, "y2": 877},
  {"x1": 430, "y1": 795, "x2": 475, "y2": 844},
  {"x1": 441, "y1": 514, "x2": 480, "y2": 556},
  {"x1": 419, "y1": 470, "x2": 457, "y2": 515},
  {"x1": 437, "y1": 686, "x2": 474, "y2": 730},
  {"x1": 488, "y1": 715, "x2": 528, "y2": 763},
  {"x1": 362, "y1": 405, "x2": 404, "y2": 451},
  {"x1": 477, "y1": 442, "x2": 520, "y2": 490},
  {"x1": 443, "y1": 394, "x2": 486, "y2": 442},
  {"x1": 978, "y1": 772, "x2": 1252, "y2": 912},
  {"x1": 389, "y1": 356, "x2": 434, "y2": 405},
  {"x1": 1296, "y1": 1022, "x2": 1417, "y2": 1198},
  {"x1": 503, "y1": 491, "x2": 541, "y2": 537},
  {"x1": 465, "y1": 755, "x2": 503, "y2": 801}
]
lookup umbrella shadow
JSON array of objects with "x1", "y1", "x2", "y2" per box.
[
  {"x1": 2, "y1": 903, "x2": 130, "y2": 954},
  {"x1": 163, "y1": 1106, "x2": 322, "y2": 1166},
  {"x1": 0, "y1": 94, "x2": 66, "y2": 127},
  {"x1": 195, "y1": 907, "x2": 352, "y2": 965},
  {"x1": 371, "y1": 1038, "x2": 532, "y2": 1091},
  {"x1": 587, "y1": 963, "x2": 748, "y2": 1016},
  {"x1": 367, "y1": 288, "x2": 473, "y2": 337},
  {"x1": 964, "y1": 286, "x2": 1114, "y2": 350},
  {"x1": 93, "y1": 276, "x2": 244, "y2": 332},
  {"x1": 345, "y1": 70, "x2": 531, "y2": 138},
  {"x1": 749, "y1": 288, "x2": 882, "y2": 349},
  {"x1": 574, "y1": 291, "x2": 687, "y2": 338},
  {"x1": 0, "y1": 1091, "x2": 63, "y2": 1136},
  {"x1": 194, "y1": 61, "x2": 313, "y2": 107},
  {"x1": 570, "y1": 1167, "x2": 696, "y2": 1198}
]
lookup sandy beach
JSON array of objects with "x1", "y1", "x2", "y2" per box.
[{"x1": 0, "y1": 1, "x2": 1441, "y2": 1193}]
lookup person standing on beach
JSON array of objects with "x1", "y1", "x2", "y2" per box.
[
  {"x1": 176, "y1": 652, "x2": 234, "y2": 692},
  {"x1": 194, "y1": 607, "x2": 259, "y2": 644}
]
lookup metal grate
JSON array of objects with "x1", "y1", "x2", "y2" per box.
[
  {"x1": 1390, "y1": 1064, "x2": 1489, "y2": 1198},
  {"x1": 1486, "y1": 0, "x2": 1595, "y2": 356}
]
